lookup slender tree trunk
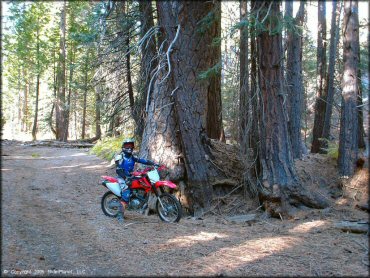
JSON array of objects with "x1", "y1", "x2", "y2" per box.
[
  {"x1": 311, "y1": 0, "x2": 328, "y2": 153},
  {"x1": 286, "y1": 1, "x2": 305, "y2": 158},
  {"x1": 239, "y1": 0, "x2": 250, "y2": 154},
  {"x1": 255, "y1": 1, "x2": 328, "y2": 217},
  {"x1": 322, "y1": 0, "x2": 341, "y2": 144},
  {"x1": 32, "y1": 74, "x2": 40, "y2": 141},
  {"x1": 338, "y1": 0, "x2": 359, "y2": 176},
  {"x1": 206, "y1": 1, "x2": 223, "y2": 141},
  {"x1": 17, "y1": 67, "x2": 22, "y2": 131},
  {"x1": 23, "y1": 77, "x2": 28, "y2": 132},
  {"x1": 56, "y1": 1, "x2": 67, "y2": 141},
  {"x1": 81, "y1": 52, "x2": 89, "y2": 139},
  {"x1": 49, "y1": 47, "x2": 57, "y2": 136},
  {"x1": 249, "y1": 0, "x2": 259, "y2": 167},
  {"x1": 356, "y1": 20, "x2": 365, "y2": 149},
  {"x1": 94, "y1": 86, "x2": 102, "y2": 140},
  {"x1": 32, "y1": 16, "x2": 41, "y2": 141},
  {"x1": 136, "y1": 1, "x2": 157, "y2": 138},
  {"x1": 65, "y1": 44, "x2": 75, "y2": 141}
]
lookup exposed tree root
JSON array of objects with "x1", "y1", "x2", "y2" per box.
[{"x1": 259, "y1": 183, "x2": 330, "y2": 219}]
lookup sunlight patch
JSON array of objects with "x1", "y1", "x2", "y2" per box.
[
  {"x1": 167, "y1": 231, "x2": 228, "y2": 247},
  {"x1": 288, "y1": 220, "x2": 327, "y2": 233},
  {"x1": 70, "y1": 153, "x2": 87, "y2": 157},
  {"x1": 194, "y1": 236, "x2": 298, "y2": 275},
  {"x1": 44, "y1": 163, "x2": 89, "y2": 170}
]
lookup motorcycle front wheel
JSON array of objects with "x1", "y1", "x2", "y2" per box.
[
  {"x1": 156, "y1": 193, "x2": 182, "y2": 223},
  {"x1": 101, "y1": 191, "x2": 121, "y2": 218}
]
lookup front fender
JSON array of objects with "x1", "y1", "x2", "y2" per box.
[{"x1": 155, "y1": 180, "x2": 177, "y2": 189}]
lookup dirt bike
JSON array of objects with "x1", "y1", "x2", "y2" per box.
[{"x1": 100, "y1": 165, "x2": 182, "y2": 223}]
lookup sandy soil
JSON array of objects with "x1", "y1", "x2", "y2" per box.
[{"x1": 1, "y1": 140, "x2": 368, "y2": 277}]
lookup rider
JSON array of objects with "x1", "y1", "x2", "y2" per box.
[{"x1": 115, "y1": 138, "x2": 159, "y2": 222}]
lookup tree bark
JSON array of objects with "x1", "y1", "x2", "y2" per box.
[
  {"x1": 286, "y1": 1, "x2": 305, "y2": 158},
  {"x1": 32, "y1": 73, "x2": 40, "y2": 141},
  {"x1": 338, "y1": 0, "x2": 359, "y2": 176},
  {"x1": 322, "y1": 0, "x2": 342, "y2": 144},
  {"x1": 81, "y1": 52, "x2": 89, "y2": 140},
  {"x1": 65, "y1": 44, "x2": 75, "y2": 141},
  {"x1": 311, "y1": 0, "x2": 327, "y2": 153},
  {"x1": 255, "y1": 1, "x2": 328, "y2": 218},
  {"x1": 140, "y1": 1, "x2": 226, "y2": 216},
  {"x1": 239, "y1": 0, "x2": 250, "y2": 155},
  {"x1": 356, "y1": 16, "x2": 365, "y2": 149},
  {"x1": 95, "y1": 87, "x2": 102, "y2": 141},
  {"x1": 135, "y1": 1, "x2": 157, "y2": 138},
  {"x1": 249, "y1": 0, "x2": 260, "y2": 169},
  {"x1": 205, "y1": 1, "x2": 223, "y2": 141},
  {"x1": 55, "y1": 1, "x2": 67, "y2": 141},
  {"x1": 139, "y1": 2, "x2": 184, "y2": 183}
]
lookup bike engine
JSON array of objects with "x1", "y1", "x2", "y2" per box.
[{"x1": 128, "y1": 190, "x2": 146, "y2": 210}]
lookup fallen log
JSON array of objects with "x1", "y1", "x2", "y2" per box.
[
  {"x1": 25, "y1": 140, "x2": 94, "y2": 148},
  {"x1": 334, "y1": 221, "x2": 369, "y2": 234}
]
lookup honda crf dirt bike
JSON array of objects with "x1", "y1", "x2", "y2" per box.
[{"x1": 100, "y1": 165, "x2": 182, "y2": 223}]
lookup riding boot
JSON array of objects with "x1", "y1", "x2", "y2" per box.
[{"x1": 116, "y1": 201, "x2": 125, "y2": 223}]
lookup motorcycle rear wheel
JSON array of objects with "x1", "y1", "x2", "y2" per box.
[
  {"x1": 156, "y1": 193, "x2": 182, "y2": 223},
  {"x1": 101, "y1": 191, "x2": 120, "y2": 218}
]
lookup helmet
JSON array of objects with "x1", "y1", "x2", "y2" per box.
[{"x1": 122, "y1": 138, "x2": 135, "y2": 155}]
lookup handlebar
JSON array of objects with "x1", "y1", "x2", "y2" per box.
[{"x1": 132, "y1": 164, "x2": 166, "y2": 176}]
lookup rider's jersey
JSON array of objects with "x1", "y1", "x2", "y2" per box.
[{"x1": 117, "y1": 153, "x2": 153, "y2": 177}]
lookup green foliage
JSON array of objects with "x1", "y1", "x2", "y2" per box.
[
  {"x1": 31, "y1": 153, "x2": 40, "y2": 158},
  {"x1": 90, "y1": 136, "x2": 125, "y2": 160},
  {"x1": 198, "y1": 62, "x2": 221, "y2": 80},
  {"x1": 196, "y1": 7, "x2": 221, "y2": 35},
  {"x1": 320, "y1": 138, "x2": 339, "y2": 159}
]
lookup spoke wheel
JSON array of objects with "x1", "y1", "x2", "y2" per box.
[
  {"x1": 156, "y1": 193, "x2": 182, "y2": 223},
  {"x1": 101, "y1": 191, "x2": 120, "y2": 217}
]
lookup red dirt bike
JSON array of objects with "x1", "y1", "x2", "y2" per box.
[{"x1": 100, "y1": 165, "x2": 182, "y2": 223}]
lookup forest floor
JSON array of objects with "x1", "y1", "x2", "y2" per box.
[{"x1": 1, "y1": 139, "x2": 369, "y2": 277}]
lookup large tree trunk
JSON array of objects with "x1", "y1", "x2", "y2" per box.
[
  {"x1": 205, "y1": 1, "x2": 223, "y2": 141},
  {"x1": 139, "y1": 2, "x2": 184, "y2": 182},
  {"x1": 255, "y1": 1, "x2": 328, "y2": 218},
  {"x1": 322, "y1": 0, "x2": 342, "y2": 144},
  {"x1": 55, "y1": 1, "x2": 67, "y2": 141},
  {"x1": 311, "y1": 0, "x2": 327, "y2": 153},
  {"x1": 286, "y1": 1, "x2": 305, "y2": 158},
  {"x1": 140, "y1": 1, "x2": 226, "y2": 216},
  {"x1": 135, "y1": 1, "x2": 157, "y2": 138},
  {"x1": 338, "y1": 0, "x2": 359, "y2": 176}
]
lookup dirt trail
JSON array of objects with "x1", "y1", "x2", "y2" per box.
[{"x1": 1, "y1": 141, "x2": 368, "y2": 276}]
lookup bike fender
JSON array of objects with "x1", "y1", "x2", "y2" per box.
[
  {"x1": 106, "y1": 182, "x2": 121, "y2": 197},
  {"x1": 101, "y1": 176, "x2": 118, "y2": 183},
  {"x1": 155, "y1": 180, "x2": 177, "y2": 189}
]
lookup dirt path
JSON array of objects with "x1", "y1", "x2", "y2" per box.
[{"x1": 1, "y1": 141, "x2": 368, "y2": 276}]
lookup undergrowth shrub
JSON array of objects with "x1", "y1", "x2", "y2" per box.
[
  {"x1": 90, "y1": 136, "x2": 125, "y2": 160},
  {"x1": 320, "y1": 138, "x2": 339, "y2": 159},
  {"x1": 90, "y1": 135, "x2": 142, "y2": 161}
]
